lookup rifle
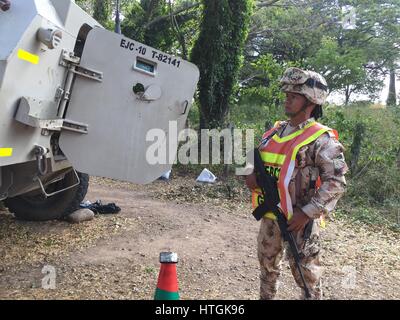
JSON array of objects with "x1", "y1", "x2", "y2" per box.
[{"x1": 252, "y1": 147, "x2": 311, "y2": 299}]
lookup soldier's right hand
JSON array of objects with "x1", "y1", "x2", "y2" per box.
[{"x1": 245, "y1": 172, "x2": 259, "y2": 190}]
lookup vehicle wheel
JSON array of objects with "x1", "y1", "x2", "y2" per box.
[{"x1": 5, "y1": 170, "x2": 89, "y2": 221}]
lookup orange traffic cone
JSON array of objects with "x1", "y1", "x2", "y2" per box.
[{"x1": 154, "y1": 252, "x2": 179, "y2": 300}]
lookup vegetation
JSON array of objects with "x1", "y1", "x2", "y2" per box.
[
  {"x1": 191, "y1": 0, "x2": 253, "y2": 129},
  {"x1": 76, "y1": 0, "x2": 400, "y2": 230}
]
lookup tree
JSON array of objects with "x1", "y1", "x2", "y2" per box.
[
  {"x1": 241, "y1": 1, "x2": 340, "y2": 102},
  {"x1": 242, "y1": 0, "x2": 400, "y2": 105},
  {"x1": 75, "y1": 0, "x2": 93, "y2": 13},
  {"x1": 93, "y1": 0, "x2": 112, "y2": 27},
  {"x1": 307, "y1": 36, "x2": 384, "y2": 105},
  {"x1": 191, "y1": 0, "x2": 253, "y2": 129},
  {"x1": 334, "y1": 0, "x2": 400, "y2": 104},
  {"x1": 246, "y1": 1, "x2": 333, "y2": 63},
  {"x1": 121, "y1": 0, "x2": 200, "y2": 55}
]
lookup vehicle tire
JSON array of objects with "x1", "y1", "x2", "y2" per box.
[{"x1": 5, "y1": 170, "x2": 89, "y2": 221}]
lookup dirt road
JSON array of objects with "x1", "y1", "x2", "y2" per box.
[{"x1": 0, "y1": 177, "x2": 399, "y2": 299}]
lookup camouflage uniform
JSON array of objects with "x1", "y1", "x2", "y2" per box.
[{"x1": 257, "y1": 117, "x2": 348, "y2": 300}]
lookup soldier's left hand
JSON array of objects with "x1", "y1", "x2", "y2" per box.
[{"x1": 287, "y1": 207, "x2": 310, "y2": 232}]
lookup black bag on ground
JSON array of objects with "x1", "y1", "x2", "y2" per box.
[{"x1": 80, "y1": 200, "x2": 121, "y2": 214}]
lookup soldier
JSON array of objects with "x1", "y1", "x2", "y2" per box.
[
  {"x1": 245, "y1": 67, "x2": 348, "y2": 300},
  {"x1": 0, "y1": 0, "x2": 10, "y2": 11}
]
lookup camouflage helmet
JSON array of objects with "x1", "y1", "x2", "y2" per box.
[{"x1": 280, "y1": 67, "x2": 328, "y2": 105}]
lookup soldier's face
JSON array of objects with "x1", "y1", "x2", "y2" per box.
[{"x1": 284, "y1": 92, "x2": 307, "y2": 117}]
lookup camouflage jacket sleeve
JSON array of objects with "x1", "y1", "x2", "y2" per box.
[{"x1": 301, "y1": 133, "x2": 348, "y2": 219}]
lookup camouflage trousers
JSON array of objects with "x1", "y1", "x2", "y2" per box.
[{"x1": 257, "y1": 217, "x2": 322, "y2": 300}]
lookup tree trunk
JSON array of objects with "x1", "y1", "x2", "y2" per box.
[
  {"x1": 345, "y1": 86, "x2": 351, "y2": 106},
  {"x1": 386, "y1": 67, "x2": 397, "y2": 106}
]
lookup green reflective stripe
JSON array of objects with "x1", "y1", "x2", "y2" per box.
[
  {"x1": 154, "y1": 288, "x2": 180, "y2": 300},
  {"x1": 291, "y1": 128, "x2": 328, "y2": 160},
  {"x1": 260, "y1": 151, "x2": 286, "y2": 165},
  {"x1": 272, "y1": 122, "x2": 316, "y2": 143}
]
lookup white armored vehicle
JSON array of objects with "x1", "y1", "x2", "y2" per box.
[{"x1": 0, "y1": 0, "x2": 199, "y2": 220}]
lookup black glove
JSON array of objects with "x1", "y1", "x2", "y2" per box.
[{"x1": 81, "y1": 200, "x2": 121, "y2": 214}]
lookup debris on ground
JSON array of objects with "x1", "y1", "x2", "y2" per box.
[
  {"x1": 158, "y1": 170, "x2": 172, "y2": 181},
  {"x1": 196, "y1": 168, "x2": 217, "y2": 184},
  {"x1": 80, "y1": 200, "x2": 121, "y2": 215}
]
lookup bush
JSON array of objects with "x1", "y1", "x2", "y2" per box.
[{"x1": 323, "y1": 104, "x2": 400, "y2": 228}]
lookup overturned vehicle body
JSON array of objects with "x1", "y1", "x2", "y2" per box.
[{"x1": 0, "y1": 0, "x2": 199, "y2": 220}]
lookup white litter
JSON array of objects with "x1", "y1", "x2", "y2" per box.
[
  {"x1": 196, "y1": 168, "x2": 217, "y2": 183},
  {"x1": 159, "y1": 169, "x2": 171, "y2": 180}
]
